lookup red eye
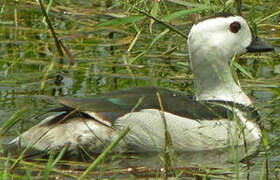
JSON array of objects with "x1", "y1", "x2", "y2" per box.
[{"x1": 230, "y1": 21, "x2": 241, "y2": 33}]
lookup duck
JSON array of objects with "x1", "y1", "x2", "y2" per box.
[{"x1": 7, "y1": 14, "x2": 274, "y2": 158}]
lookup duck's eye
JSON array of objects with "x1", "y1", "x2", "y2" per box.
[{"x1": 230, "y1": 21, "x2": 241, "y2": 33}]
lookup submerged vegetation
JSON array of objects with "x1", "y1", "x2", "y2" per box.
[{"x1": 0, "y1": 0, "x2": 279, "y2": 179}]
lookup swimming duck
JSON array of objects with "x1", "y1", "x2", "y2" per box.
[{"x1": 8, "y1": 15, "x2": 274, "y2": 157}]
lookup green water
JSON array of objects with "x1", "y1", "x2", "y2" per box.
[{"x1": 0, "y1": 0, "x2": 279, "y2": 179}]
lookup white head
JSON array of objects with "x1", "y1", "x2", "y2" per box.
[
  {"x1": 188, "y1": 15, "x2": 253, "y2": 60},
  {"x1": 187, "y1": 15, "x2": 273, "y2": 105}
]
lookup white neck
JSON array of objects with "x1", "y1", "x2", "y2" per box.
[{"x1": 189, "y1": 46, "x2": 252, "y2": 106}]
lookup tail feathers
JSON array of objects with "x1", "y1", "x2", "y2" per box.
[
  {"x1": 2, "y1": 111, "x2": 114, "y2": 160},
  {"x1": 2, "y1": 113, "x2": 65, "y2": 160}
]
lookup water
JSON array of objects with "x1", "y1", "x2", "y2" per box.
[{"x1": 0, "y1": 0, "x2": 279, "y2": 179}]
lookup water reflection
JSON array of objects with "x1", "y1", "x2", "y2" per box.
[{"x1": 84, "y1": 143, "x2": 261, "y2": 179}]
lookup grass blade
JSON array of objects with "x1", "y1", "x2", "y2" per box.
[
  {"x1": 233, "y1": 61, "x2": 253, "y2": 79},
  {"x1": 94, "y1": 15, "x2": 145, "y2": 28},
  {"x1": 43, "y1": 146, "x2": 67, "y2": 180},
  {"x1": 168, "y1": 0, "x2": 217, "y2": 9},
  {"x1": 78, "y1": 127, "x2": 129, "y2": 180},
  {"x1": 118, "y1": 0, "x2": 186, "y2": 38},
  {"x1": 0, "y1": 107, "x2": 28, "y2": 136},
  {"x1": 129, "y1": 28, "x2": 170, "y2": 64},
  {"x1": 162, "y1": 7, "x2": 211, "y2": 21}
]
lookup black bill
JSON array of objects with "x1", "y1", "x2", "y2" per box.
[{"x1": 247, "y1": 35, "x2": 274, "y2": 52}]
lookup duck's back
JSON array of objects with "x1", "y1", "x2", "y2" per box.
[{"x1": 7, "y1": 87, "x2": 261, "y2": 158}]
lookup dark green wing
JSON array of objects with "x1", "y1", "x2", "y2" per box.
[
  {"x1": 55, "y1": 87, "x2": 251, "y2": 120},
  {"x1": 39, "y1": 86, "x2": 258, "y2": 126}
]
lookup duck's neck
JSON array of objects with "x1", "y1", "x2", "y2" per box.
[{"x1": 190, "y1": 48, "x2": 252, "y2": 106}]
